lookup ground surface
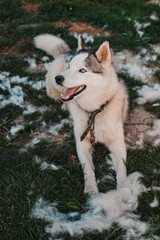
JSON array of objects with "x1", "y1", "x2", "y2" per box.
[{"x1": 0, "y1": 0, "x2": 160, "y2": 240}]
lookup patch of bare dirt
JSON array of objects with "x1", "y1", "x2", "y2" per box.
[
  {"x1": 19, "y1": 132, "x2": 33, "y2": 146},
  {"x1": 54, "y1": 20, "x2": 112, "y2": 36},
  {"x1": 125, "y1": 106, "x2": 156, "y2": 149},
  {"x1": 2, "y1": 20, "x2": 112, "y2": 56},
  {"x1": 1, "y1": 38, "x2": 36, "y2": 57},
  {"x1": 22, "y1": 3, "x2": 39, "y2": 14},
  {"x1": 1, "y1": 39, "x2": 24, "y2": 56}
]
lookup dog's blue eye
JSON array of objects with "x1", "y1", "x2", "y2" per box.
[{"x1": 79, "y1": 68, "x2": 87, "y2": 73}]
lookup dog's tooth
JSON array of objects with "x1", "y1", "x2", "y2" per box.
[{"x1": 60, "y1": 93, "x2": 63, "y2": 97}]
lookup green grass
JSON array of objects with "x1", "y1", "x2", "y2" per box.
[
  {"x1": 0, "y1": 54, "x2": 28, "y2": 76},
  {"x1": 145, "y1": 100, "x2": 160, "y2": 118},
  {"x1": 43, "y1": 104, "x2": 69, "y2": 123},
  {"x1": 0, "y1": 0, "x2": 26, "y2": 23},
  {"x1": 155, "y1": 70, "x2": 160, "y2": 80},
  {"x1": 1, "y1": 141, "x2": 160, "y2": 239},
  {"x1": 0, "y1": 0, "x2": 160, "y2": 239},
  {"x1": 0, "y1": 0, "x2": 160, "y2": 54},
  {"x1": 118, "y1": 73, "x2": 144, "y2": 109},
  {"x1": 0, "y1": 104, "x2": 22, "y2": 125}
]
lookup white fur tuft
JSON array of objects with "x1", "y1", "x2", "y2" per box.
[
  {"x1": 149, "y1": 196, "x2": 159, "y2": 208},
  {"x1": 34, "y1": 34, "x2": 70, "y2": 58},
  {"x1": 30, "y1": 172, "x2": 149, "y2": 239}
]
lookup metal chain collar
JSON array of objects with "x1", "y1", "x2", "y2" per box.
[{"x1": 80, "y1": 100, "x2": 109, "y2": 143}]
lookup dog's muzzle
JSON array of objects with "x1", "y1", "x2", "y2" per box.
[{"x1": 55, "y1": 75, "x2": 64, "y2": 86}]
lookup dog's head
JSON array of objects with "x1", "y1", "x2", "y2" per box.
[{"x1": 55, "y1": 35, "x2": 114, "y2": 110}]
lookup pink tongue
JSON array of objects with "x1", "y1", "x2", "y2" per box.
[{"x1": 61, "y1": 86, "x2": 80, "y2": 100}]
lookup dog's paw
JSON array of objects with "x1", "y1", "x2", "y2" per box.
[{"x1": 84, "y1": 183, "x2": 98, "y2": 195}]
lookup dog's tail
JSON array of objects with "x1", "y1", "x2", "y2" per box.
[{"x1": 34, "y1": 34, "x2": 70, "y2": 59}]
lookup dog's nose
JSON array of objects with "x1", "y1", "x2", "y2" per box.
[{"x1": 55, "y1": 75, "x2": 64, "y2": 86}]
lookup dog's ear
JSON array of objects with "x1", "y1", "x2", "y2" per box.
[
  {"x1": 95, "y1": 41, "x2": 111, "y2": 63},
  {"x1": 77, "y1": 34, "x2": 88, "y2": 51}
]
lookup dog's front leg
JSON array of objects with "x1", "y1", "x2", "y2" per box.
[
  {"x1": 107, "y1": 124, "x2": 127, "y2": 188},
  {"x1": 76, "y1": 137, "x2": 98, "y2": 194},
  {"x1": 68, "y1": 102, "x2": 98, "y2": 194},
  {"x1": 109, "y1": 142, "x2": 127, "y2": 188}
]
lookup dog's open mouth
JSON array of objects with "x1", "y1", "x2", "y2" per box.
[{"x1": 61, "y1": 85, "x2": 86, "y2": 101}]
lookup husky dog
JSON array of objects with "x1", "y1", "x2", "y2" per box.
[{"x1": 34, "y1": 34, "x2": 128, "y2": 194}]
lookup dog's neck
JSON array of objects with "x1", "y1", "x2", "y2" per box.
[
  {"x1": 76, "y1": 90, "x2": 114, "y2": 112},
  {"x1": 86, "y1": 99, "x2": 109, "y2": 114},
  {"x1": 80, "y1": 100, "x2": 109, "y2": 142}
]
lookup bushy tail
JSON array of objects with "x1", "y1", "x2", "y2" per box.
[{"x1": 34, "y1": 34, "x2": 70, "y2": 59}]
